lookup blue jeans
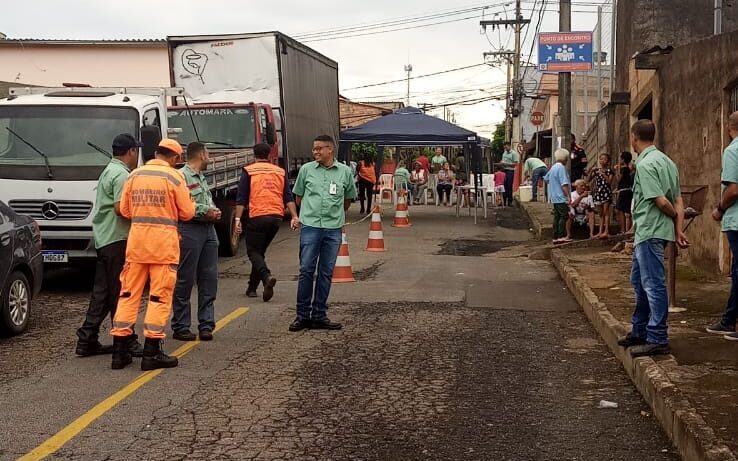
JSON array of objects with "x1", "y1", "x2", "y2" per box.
[
  {"x1": 630, "y1": 239, "x2": 668, "y2": 345},
  {"x1": 172, "y1": 222, "x2": 218, "y2": 333},
  {"x1": 296, "y1": 226, "x2": 342, "y2": 321},
  {"x1": 531, "y1": 166, "x2": 547, "y2": 200},
  {"x1": 504, "y1": 170, "x2": 515, "y2": 205},
  {"x1": 720, "y1": 231, "x2": 738, "y2": 328}
]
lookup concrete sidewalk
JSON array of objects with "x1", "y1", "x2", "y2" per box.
[{"x1": 551, "y1": 243, "x2": 738, "y2": 461}]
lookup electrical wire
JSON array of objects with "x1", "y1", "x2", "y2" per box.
[{"x1": 342, "y1": 63, "x2": 488, "y2": 91}]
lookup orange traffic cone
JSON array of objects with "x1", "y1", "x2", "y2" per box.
[
  {"x1": 392, "y1": 190, "x2": 412, "y2": 228},
  {"x1": 332, "y1": 228, "x2": 355, "y2": 283},
  {"x1": 366, "y1": 204, "x2": 386, "y2": 252}
]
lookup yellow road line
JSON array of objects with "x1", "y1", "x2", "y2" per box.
[{"x1": 17, "y1": 307, "x2": 249, "y2": 461}]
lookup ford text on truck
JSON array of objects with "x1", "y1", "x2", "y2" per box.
[
  {"x1": 167, "y1": 32, "x2": 340, "y2": 183},
  {"x1": 0, "y1": 86, "x2": 250, "y2": 264}
]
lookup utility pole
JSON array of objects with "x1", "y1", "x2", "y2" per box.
[
  {"x1": 481, "y1": 5, "x2": 529, "y2": 147},
  {"x1": 404, "y1": 64, "x2": 413, "y2": 107},
  {"x1": 610, "y1": 0, "x2": 616, "y2": 98},
  {"x1": 558, "y1": 0, "x2": 572, "y2": 151},
  {"x1": 484, "y1": 51, "x2": 515, "y2": 142},
  {"x1": 597, "y1": 6, "x2": 603, "y2": 109}
]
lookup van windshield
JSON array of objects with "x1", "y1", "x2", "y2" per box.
[
  {"x1": 168, "y1": 107, "x2": 255, "y2": 148},
  {"x1": 0, "y1": 105, "x2": 138, "y2": 168}
]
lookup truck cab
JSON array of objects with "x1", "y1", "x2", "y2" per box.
[{"x1": 0, "y1": 86, "x2": 182, "y2": 264}]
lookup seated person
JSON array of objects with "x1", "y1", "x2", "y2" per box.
[
  {"x1": 410, "y1": 161, "x2": 428, "y2": 204},
  {"x1": 436, "y1": 162, "x2": 455, "y2": 207},
  {"x1": 394, "y1": 163, "x2": 412, "y2": 201},
  {"x1": 567, "y1": 179, "x2": 596, "y2": 239}
]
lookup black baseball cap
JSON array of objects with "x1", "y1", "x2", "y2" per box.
[{"x1": 112, "y1": 133, "x2": 144, "y2": 150}]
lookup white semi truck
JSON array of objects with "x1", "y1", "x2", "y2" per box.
[{"x1": 0, "y1": 86, "x2": 251, "y2": 264}]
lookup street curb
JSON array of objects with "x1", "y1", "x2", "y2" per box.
[
  {"x1": 551, "y1": 249, "x2": 737, "y2": 461},
  {"x1": 518, "y1": 200, "x2": 552, "y2": 240}
]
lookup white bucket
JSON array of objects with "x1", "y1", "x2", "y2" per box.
[{"x1": 519, "y1": 185, "x2": 533, "y2": 202}]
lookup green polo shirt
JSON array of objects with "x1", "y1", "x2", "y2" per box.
[
  {"x1": 92, "y1": 158, "x2": 130, "y2": 249},
  {"x1": 721, "y1": 137, "x2": 738, "y2": 232},
  {"x1": 524, "y1": 157, "x2": 547, "y2": 175},
  {"x1": 394, "y1": 167, "x2": 410, "y2": 185},
  {"x1": 293, "y1": 160, "x2": 357, "y2": 229},
  {"x1": 502, "y1": 150, "x2": 519, "y2": 171},
  {"x1": 632, "y1": 145, "x2": 681, "y2": 245},
  {"x1": 180, "y1": 163, "x2": 214, "y2": 220}
]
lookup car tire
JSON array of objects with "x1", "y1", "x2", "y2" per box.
[
  {"x1": 0, "y1": 271, "x2": 31, "y2": 336},
  {"x1": 215, "y1": 203, "x2": 240, "y2": 257}
]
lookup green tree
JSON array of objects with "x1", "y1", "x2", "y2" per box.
[
  {"x1": 491, "y1": 123, "x2": 506, "y2": 163},
  {"x1": 351, "y1": 143, "x2": 378, "y2": 162}
]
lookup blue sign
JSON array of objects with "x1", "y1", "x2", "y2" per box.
[{"x1": 538, "y1": 32, "x2": 593, "y2": 72}]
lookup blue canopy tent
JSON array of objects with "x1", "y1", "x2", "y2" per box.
[{"x1": 338, "y1": 107, "x2": 483, "y2": 182}]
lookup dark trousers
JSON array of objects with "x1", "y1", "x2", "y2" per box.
[
  {"x1": 504, "y1": 170, "x2": 515, "y2": 206},
  {"x1": 437, "y1": 184, "x2": 452, "y2": 203},
  {"x1": 245, "y1": 215, "x2": 282, "y2": 290},
  {"x1": 76, "y1": 240, "x2": 127, "y2": 345},
  {"x1": 172, "y1": 222, "x2": 219, "y2": 333},
  {"x1": 358, "y1": 178, "x2": 374, "y2": 213},
  {"x1": 721, "y1": 231, "x2": 738, "y2": 328},
  {"x1": 553, "y1": 203, "x2": 569, "y2": 239}
]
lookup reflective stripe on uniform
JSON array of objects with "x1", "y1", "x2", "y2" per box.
[
  {"x1": 130, "y1": 169, "x2": 182, "y2": 186},
  {"x1": 131, "y1": 216, "x2": 179, "y2": 227},
  {"x1": 113, "y1": 320, "x2": 134, "y2": 330},
  {"x1": 144, "y1": 323, "x2": 165, "y2": 333}
]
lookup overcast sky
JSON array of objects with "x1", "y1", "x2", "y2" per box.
[{"x1": 2, "y1": 0, "x2": 610, "y2": 137}]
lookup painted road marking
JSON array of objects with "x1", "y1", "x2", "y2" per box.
[{"x1": 18, "y1": 307, "x2": 249, "y2": 461}]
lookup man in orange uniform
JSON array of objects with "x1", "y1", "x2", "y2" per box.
[{"x1": 110, "y1": 139, "x2": 195, "y2": 371}]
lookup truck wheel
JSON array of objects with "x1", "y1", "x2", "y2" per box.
[
  {"x1": 216, "y1": 204, "x2": 240, "y2": 257},
  {"x1": 0, "y1": 271, "x2": 31, "y2": 336}
]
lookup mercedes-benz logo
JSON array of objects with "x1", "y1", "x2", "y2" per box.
[{"x1": 41, "y1": 201, "x2": 60, "y2": 220}]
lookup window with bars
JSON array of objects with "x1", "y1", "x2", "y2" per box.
[{"x1": 731, "y1": 85, "x2": 738, "y2": 113}]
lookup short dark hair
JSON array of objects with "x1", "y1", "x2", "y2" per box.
[
  {"x1": 314, "y1": 135, "x2": 335, "y2": 146},
  {"x1": 620, "y1": 151, "x2": 632, "y2": 163},
  {"x1": 113, "y1": 146, "x2": 131, "y2": 156},
  {"x1": 155, "y1": 146, "x2": 179, "y2": 157},
  {"x1": 186, "y1": 142, "x2": 206, "y2": 160},
  {"x1": 254, "y1": 143, "x2": 271, "y2": 159},
  {"x1": 503, "y1": 142, "x2": 511, "y2": 147},
  {"x1": 631, "y1": 119, "x2": 656, "y2": 142}
]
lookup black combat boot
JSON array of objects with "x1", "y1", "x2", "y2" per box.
[
  {"x1": 141, "y1": 338, "x2": 178, "y2": 371},
  {"x1": 111, "y1": 336, "x2": 133, "y2": 370}
]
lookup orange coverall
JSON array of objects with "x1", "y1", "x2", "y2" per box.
[{"x1": 111, "y1": 159, "x2": 195, "y2": 339}]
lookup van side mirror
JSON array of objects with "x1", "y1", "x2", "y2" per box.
[
  {"x1": 266, "y1": 122, "x2": 277, "y2": 146},
  {"x1": 140, "y1": 125, "x2": 161, "y2": 162}
]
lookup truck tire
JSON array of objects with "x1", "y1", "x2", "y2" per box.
[
  {"x1": 0, "y1": 271, "x2": 31, "y2": 336},
  {"x1": 216, "y1": 204, "x2": 241, "y2": 257}
]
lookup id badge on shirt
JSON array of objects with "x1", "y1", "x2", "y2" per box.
[{"x1": 329, "y1": 182, "x2": 337, "y2": 195}]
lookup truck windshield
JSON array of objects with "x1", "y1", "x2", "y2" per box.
[
  {"x1": 168, "y1": 107, "x2": 256, "y2": 148},
  {"x1": 0, "y1": 105, "x2": 138, "y2": 168}
]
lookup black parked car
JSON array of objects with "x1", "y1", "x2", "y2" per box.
[{"x1": 0, "y1": 200, "x2": 43, "y2": 335}]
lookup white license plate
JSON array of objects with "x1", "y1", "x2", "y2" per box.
[{"x1": 42, "y1": 251, "x2": 69, "y2": 263}]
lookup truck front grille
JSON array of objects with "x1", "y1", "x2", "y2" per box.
[{"x1": 9, "y1": 200, "x2": 93, "y2": 221}]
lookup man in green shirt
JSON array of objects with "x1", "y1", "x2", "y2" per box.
[
  {"x1": 172, "y1": 142, "x2": 222, "y2": 342},
  {"x1": 76, "y1": 134, "x2": 143, "y2": 357},
  {"x1": 618, "y1": 120, "x2": 688, "y2": 358},
  {"x1": 523, "y1": 154, "x2": 548, "y2": 202},
  {"x1": 708, "y1": 112, "x2": 738, "y2": 339},
  {"x1": 430, "y1": 147, "x2": 447, "y2": 173},
  {"x1": 500, "y1": 142, "x2": 519, "y2": 206},
  {"x1": 290, "y1": 135, "x2": 357, "y2": 332}
]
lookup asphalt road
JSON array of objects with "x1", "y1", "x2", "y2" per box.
[{"x1": 0, "y1": 206, "x2": 679, "y2": 460}]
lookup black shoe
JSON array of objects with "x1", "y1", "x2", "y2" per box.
[
  {"x1": 141, "y1": 338, "x2": 178, "y2": 371},
  {"x1": 706, "y1": 322, "x2": 735, "y2": 334},
  {"x1": 111, "y1": 336, "x2": 133, "y2": 370},
  {"x1": 172, "y1": 330, "x2": 197, "y2": 341},
  {"x1": 289, "y1": 318, "x2": 311, "y2": 332},
  {"x1": 263, "y1": 277, "x2": 277, "y2": 302},
  {"x1": 246, "y1": 289, "x2": 258, "y2": 298},
  {"x1": 310, "y1": 318, "x2": 343, "y2": 330},
  {"x1": 199, "y1": 329, "x2": 213, "y2": 341},
  {"x1": 129, "y1": 336, "x2": 144, "y2": 358},
  {"x1": 75, "y1": 341, "x2": 114, "y2": 357},
  {"x1": 629, "y1": 342, "x2": 670, "y2": 358},
  {"x1": 617, "y1": 332, "x2": 647, "y2": 348}
]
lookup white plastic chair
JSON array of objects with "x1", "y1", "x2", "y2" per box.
[
  {"x1": 377, "y1": 174, "x2": 395, "y2": 205},
  {"x1": 428, "y1": 173, "x2": 439, "y2": 205}
]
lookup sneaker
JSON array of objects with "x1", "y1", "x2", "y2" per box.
[
  {"x1": 724, "y1": 332, "x2": 738, "y2": 341},
  {"x1": 310, "y1": 318, "x2": 343, "y2": 330},
  {"x1": 289, "y1": 318, "x2": 311, "y2": 332},
  {"x1": 629, "y1": 343, "x2": 670, "y2": 358},
  {"x1": 199, "y1": 329, "x2": 213, "y2": 341},
  {"x1": 617, "y1": 332, "x2": 647, "y2": 348},
  {"x1": 706, "y1": 322, "x2": 735, "y2": 334},
  {"x1": 263, "y1": 277, "x2": 277, "y2": 302},
  {"x1": 172, "y1": 330, "x2": 197, "y2": 341},
  {"x1": 75, "y1": 341, "x2": 114, "y2": 357}
]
